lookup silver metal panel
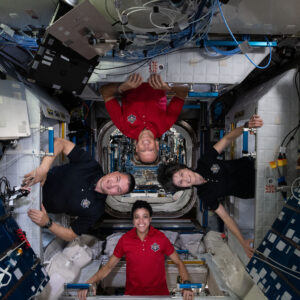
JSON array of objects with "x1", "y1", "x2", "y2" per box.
[
  {"x1": 46, "y1": 0, "x2": 117, "y2": 59},
  {"x1": 0, "y1": 80, "x2": 30, "y2": 140},
  {"x1": 210, "y1": 0, "x2": 300, "y2": 35},
  {"x1": 1, "y1": 0, "x2": 300, "y2": 36},
  {"x1": 0, "y1": 0, "x2": 58, "y2": 30}
]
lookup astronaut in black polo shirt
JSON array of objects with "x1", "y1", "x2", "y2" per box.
[
  {"x1": 23, "y1": 138, "x2": 135, "y2": 241},
  {"x1": 158, "y1": 115, "x2": 263, "y2": 258}
]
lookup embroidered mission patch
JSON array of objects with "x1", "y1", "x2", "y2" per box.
[
  {"x1": 81, "y1": 198, "x2": 91, "y2": 209},
  {"x1": 210, "y1": 163, "x2": 220, "y2": 174},
  {"x1": 127, "y1": 114, "x2": 136, "y2": 124},
  {"x1": 151, "y1": 242, "x2": 160, "y2": 252}
]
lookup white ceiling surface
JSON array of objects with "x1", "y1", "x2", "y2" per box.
[
  {"x1": 0, "y1": 0, "x2": 58, "y2": 30},
  {"x1": 210, "y1": 0, "x2": 300, "y2": 35},
  {"x1": 1, "y1": 0, "x2": 300, "y2": 35}
]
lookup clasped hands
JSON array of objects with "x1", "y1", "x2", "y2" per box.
[{"x1": 118, "y1": 73, "x2": 170, "y2": 93}]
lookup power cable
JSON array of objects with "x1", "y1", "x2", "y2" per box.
[
  {"x1": 105, "y1": 0, "x2": 119, "y2": 23},
  {"x1": 294, "y1": 68, "x2": 300, "y2": 103},
  {"x1": 216, "y1": 0, "x2": 272, "y2": 69},
  {"x1": 253, "y1": 254, "x2": 300, "y2": 280},
  {"x1": 280, "y1": 122, "x2": 300, "y2": 147}
]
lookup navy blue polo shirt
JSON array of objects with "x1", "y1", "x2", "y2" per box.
[
  {"x1": 43, "y1": 145, "x2": 106, "y2": 235},
  {"x1": 196, "y1": 147, "x2": 255, "y2": 210}
]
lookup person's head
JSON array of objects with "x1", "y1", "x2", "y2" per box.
[
  {"x1": 131, "y1": 200, "x2": 153, "y2": 234},
  {"x1": 135, "y1": 129, "x2": 159, "y2": 164},
  {"x1": 157, "y1": 162, "x2": 195, "y2": 193},
  {"x1": 96, "y1": 171, "x2": 135, "y2": 195}
]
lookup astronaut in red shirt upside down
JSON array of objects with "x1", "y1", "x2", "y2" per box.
[{"x1": 101, "y1": 73, "x2": 188, "y2": 164}]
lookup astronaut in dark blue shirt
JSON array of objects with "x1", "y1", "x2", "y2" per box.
[{"x1": 23, "y1": 138, "x2": 135, "y2": 241}]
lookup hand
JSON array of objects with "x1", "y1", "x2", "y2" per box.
[
  {"x1": 77, "y1": 284, "x2": 96, "y2": 300},
  {"x1": 248, "y1": 115, "x2": 264, "y2": 134},
  {"x1": 77, "y1": 289, "x2": 88, "y2": 300},
  {"x1": 148, "y1": 74, "x2": 171, "y2": 91},
  {"x1": 242, "y1": 239, "x2": 254, "y2": 258},
  {"x1": 27, "y1": 204, "x2": 50, "y2": 227},
  {"x1": 119, "y1": 73, "x2": 143, "y2": 93},
  {"x1": 100, "y1": 83, "x2": 119, "y2": 101},
  {"x1": 183, "y1": 288, "x2": 194, "y2": 300},
  {"x1": 22, "y1": 165, "x2": 48, "y2": 187}
]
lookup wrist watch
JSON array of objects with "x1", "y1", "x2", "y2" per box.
[
  {"x1": 43, "y1": 217, "x2": 53, "y2": 229},
  {"x1": 183, "y1": 280, "x2": 191, "y2": 284}
]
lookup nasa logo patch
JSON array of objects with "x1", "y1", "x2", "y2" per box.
[
  {"x1": 210, "y1": 163, "x2": 220, "y2": 174},
  {"x1": 127, "y1": 114, "x2": 136, "y2": 124},
  {"x1": 81, "y1": 198, "x2": 91, "y2": 209},
  {"x1": 151, "y1": 242, "x2": 160, "y2": 252}
]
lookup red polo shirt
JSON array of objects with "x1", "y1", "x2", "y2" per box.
[
  {"x1": 105, "y1": 83, "x2": 184, "y2": 140},
  {"x1": 113, "y1": 225, "x2": 175, "y2": 295}
]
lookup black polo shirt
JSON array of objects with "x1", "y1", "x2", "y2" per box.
[
  {"x1": 196, "y1": 147, "x2": 255, "y2": 211},
  {"x1": 43, "y1": 145, "x2": 106, "y2": 235}
]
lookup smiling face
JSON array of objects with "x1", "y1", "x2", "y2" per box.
[
  {"x1": 133, "y1": 208, "x2": 152, "y2": 237},
  {"x1": 135, "y1": 129, "x2": 159, "y2": 163},
  {"x1": 96, "y1": 171, "x2": 130, "y2": 195},
  {"x1": 172, "y1": 168, "x2": 202, "y2": 188}
]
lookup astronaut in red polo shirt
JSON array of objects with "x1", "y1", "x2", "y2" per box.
[
  {"x1": 101, "y1": 73, "x2": 188, "y2": 163},
  {"x1": 78, "y1": 200, "x2": 194, "y2": 300}
]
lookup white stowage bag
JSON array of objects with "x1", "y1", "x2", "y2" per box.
[
  {"x1": 104, "y1": 232, "x2": 125, "y2": 257},
  {"x1": 161, "y1": 230, "x2": 182, "y2": 249},
  {"x1": 179, "y1": 233, "x2": 205, "y2": 257},
  {"x1": 203, "y1": 231, "x2": 253, "y2": 298},
  {"x1": 63, "y1": 240, "x2": 93, "y2": 268},
  {"x1": 38, "y1": 237, "x2": 93, "y2": 300}
]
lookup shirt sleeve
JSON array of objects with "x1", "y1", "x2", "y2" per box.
[
  {"x1": 71, "y1": 215, "x2": 99, "y2": 236},
  {"x1": 202, "y1": 195, "x2": 220, "y2": 211},
  {"x1": 113, "y1": 236, "x2": 124, "y2": 258},
  {"x1": 165, "y1": 96, "x2": 184, "y2": 128},
  {"x1": 105, "y1": 98, "x2": 126, "y2": 132},
  {"x1": 162, "y1": 233, "x2": 175, "y2": 256},
  {"x1": 67, "y1": 145, "x2": 94, "y2": 164},
  {"x1": 203, "y1": 147, "x2": 219, "y2": 162}
]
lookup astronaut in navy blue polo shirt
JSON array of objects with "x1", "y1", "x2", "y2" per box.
[
  {"x1": 23, "y1": 138, "x2": 135, "y2": 241},
  {"x1": 158, "y1": 115, "x2": 263, "y2": 258}
]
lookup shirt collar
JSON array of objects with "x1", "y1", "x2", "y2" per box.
[
  {"x1": 91, "y1": 172, "x2": 104, "y2": 193},
  {"x1": 133, "y1": 225, "x2": 155, "y2": 240}
]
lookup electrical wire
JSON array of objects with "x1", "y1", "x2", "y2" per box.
[
  {"x1": 95, "y1": 59, "x2": 149, "y2": 71},
  {"x1": 112, "y1": 0, "x2": 217, "y2": 58},
  {"x1": 255, "y1": 250, "x2": 300, "y2": 275},
  {"x1": 95, "y1": 46, "x2": 189, "y2": 71},
  {"x1": 105, "y1": 0, "x2": 118, "y2": 23},
  {"x1": 95, "y1": 45, "x2": 206, "y2": 73},
  {"x1": 280, "y1": 122, "x2": 300, "y2": 146},
  {"x1": 216, "y1": 0, "x2": 272, "y2": 69},
  {"x1": 285, "y1": 125, "x2": 300, "y2": 147},
  {"x1": 253, "y1": 254, "x2": 300, "y2": 280},
  {"x1": 105, "y1": 58, "x2": 152, "y2": 76},
  {"x1": 149, "y1": 11, "x2": 175, "y2": 30},
  {"x1": 0, "y1": 240, "x2": 26, "y2": 262},
  {"x1": 294, "y1": 68, "x2": 300, "y2": 103}
]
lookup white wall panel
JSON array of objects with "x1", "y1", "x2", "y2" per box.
[
  {"x1": 90, "y1": 49, "x2": 268, "y2": 85},
  {"x1": 225, "y1": 69, "x2": 299, "y2": 263}
]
